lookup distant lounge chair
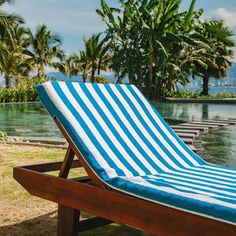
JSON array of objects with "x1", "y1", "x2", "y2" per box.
[{"x1": 14, "y1": 82, "x2": 236, "y2": 235}]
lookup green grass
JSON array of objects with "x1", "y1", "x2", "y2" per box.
[{"x1": 0, "y1": 144, "x2": 145, "y2": 236}]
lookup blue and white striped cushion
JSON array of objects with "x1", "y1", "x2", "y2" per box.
[{"x1": 37, "y1": 81, "x2": 236, "y2": 224}]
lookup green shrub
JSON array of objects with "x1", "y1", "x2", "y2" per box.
[
  {"x1": 0, "y1": 77, "x2": 46, "y2": 103},
  {"x1": 167, "y1": 90, "x2": 236, "y2": 99},
  {"x1": 0, "y1": 130, "x2": 7, "y2": 140},
  {"x1": 94, "y1": 75, "x2": 110, "y2": 84}
]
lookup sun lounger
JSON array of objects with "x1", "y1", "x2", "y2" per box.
[{"x1": 14, "y1": 82, "x2": 236, "y2": 235}]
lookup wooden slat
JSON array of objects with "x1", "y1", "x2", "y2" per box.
[
  {"x1": 181, "y1": 138, "x2": 193, "y2": 145},
  {"x1": 175, "y1": 132, "x2": 196, "y2": 139},
  {"x1": 187, "y1": 145, "x2": 197, "y2": 153},
  {"x1": 190, "y1": 121, "x2": 227, "y2": 127},
  {"x1": 172, "y1": 129, "x2": 200, "y2": 136},
  {"x1": 19, "y1": 160, "x2": 81, "y2": 173},
  {"x1": 209, "y1": 119, "x2": 236, "y2": 125},
  {"x1": 171, "y1": 125, "x2": 208, "y2": 133},
  {"x1": 199, "y1": 121, "x2": 229, "y2": 127},
  {"x1": 228, "y1": 118, "x2": 236, "y2": 121},
  {"x1": 179, "y1": 123, "x2": 218, "y2": 130}
]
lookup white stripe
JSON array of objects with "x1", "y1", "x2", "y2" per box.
[
  {"x1": 87, "y1": 84, "x2": 171, "y2": 172},
  {"x1": 128, "y1": 86, "x2": 236, "y2": 180},
  {"x1": 70, "y1": 83, "x2": 147, "y2": 176},
  {"x1": 204, "y1": 165, "x2": 236, "y2": 174},
  {"x1": 58, "y1": 82, "x2": 134, "y2": 177},
  {"x1": 122, "y1": 85, "x2": 198, "y2": 167},
  {"x1": 130, "y1": 85, "x2": 200, "y2": 165},
  {"x1": 148, "y1": 175, "x2": 236, "y2": 199},
  {"x1": 111, "y1": 85, "x2": 236, "y2": 182},
  {"x1": 78, "y1": 84, "x2": 158, "y2": 175},
  {"x1": 43, "y1": 82, "x2": 117, "y2": 178},
  {"x1": 168, "y1": 169, "x2": 236, "y2": 187},
  {"x1": 108, "y1": 85, "x2": 184, "y2": 171},
  {"x1": 160, "y1": 172, "x2": 236, "y2": 190},
  {"x1": 122, "y1": 176, "x2": 236, "y2": 209}
]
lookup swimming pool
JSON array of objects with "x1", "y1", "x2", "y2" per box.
[{"x1": 0, "y1": 102, "x2": 236, "y2": 167}]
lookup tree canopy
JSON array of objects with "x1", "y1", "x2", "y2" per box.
[{"x1": 0, "y1": 0, "x2": 235, "y2": 98}]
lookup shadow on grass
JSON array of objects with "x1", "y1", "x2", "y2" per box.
[{"x1": 0, "y1": 211, "x2": 144, "y2": 236}]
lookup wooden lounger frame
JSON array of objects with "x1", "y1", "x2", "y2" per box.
[{"x1": 13, "y1": 118, "x2": 236, "y2": 235}]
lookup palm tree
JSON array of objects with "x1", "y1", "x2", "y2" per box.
[
  {"x1": 199, "y1": 20, "x2": 235, "y2": 95},
  {"x1": 83, "y1": 34, "x2": 108, "y2": 83},
  {"x1": 0, "y1": 0, "x2": 25, "y2": 87},
  {"x1": 0, "y1": 25, "x2": 29, "y2": 88},
  {"x1": 78, "y1": 50, "x2": 90, "y2": 83},
  {"x1": 25, "y1": 24, "x2": 63, "y2": 78},
  {"x1": 53, "y1": 54, "x2": 79, "y2": 79},
  {"x1": 0, "y1": 0, "x2": 24, "y2": 41}
]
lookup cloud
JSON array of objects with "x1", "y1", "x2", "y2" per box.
[
  {"x1": 213, "y1": 8, "x2": 236, "y2": 27},
  {"x1": 1, "y1": 0, "x2": 109, "y2": 51},
  {"x1": 2, "y1": 0, "x2": 106, "y2": 34}
]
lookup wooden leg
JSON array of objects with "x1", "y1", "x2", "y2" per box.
[
  {"x1": 59, "y1": 146, "x2": 75, "y2": 178},
  {"x1": 57, "y1": 204, "x2": 80, "y2": 236}
]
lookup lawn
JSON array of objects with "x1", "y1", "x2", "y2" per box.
[{"x1": 0, "y1": 144, "x2": 143, "y2": 236}]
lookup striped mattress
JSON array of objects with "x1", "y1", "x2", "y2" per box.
[{"x1": 37, "y1": 82, "x2": 236, "y2": 224}]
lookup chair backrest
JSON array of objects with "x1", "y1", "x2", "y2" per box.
[{"x1": 37, "y1": 82, "x2": 205, "y2": 181}]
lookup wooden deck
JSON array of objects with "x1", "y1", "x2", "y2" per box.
[{"x1": 171, "y1": 118, "x2": 236, "y2": 153}]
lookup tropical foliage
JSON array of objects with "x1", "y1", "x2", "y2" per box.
[
  {"x1": 167, "y1": 90, "x2": 236, "y2": 99},
  {"x1": 0, "y1": 0, "x2": 235, "y2": 103},
  {"x1": 96, "y1": 0, "x2": 235, "y2": 98},
  {"x1": 0, "y1": 76, "x2": 45, "y2": 103}
]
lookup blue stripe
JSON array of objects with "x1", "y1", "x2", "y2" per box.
[
  {"x1": 36, "y1": 83, "x2": 110, "y2": 180},
  {"x1": 75, "y1": 83, "x2": 153, "y2": 175},
  {"x1": 158, "y1": 173, "x2": 236, "y2": 193},
  {"x1": 52, "y1": 82, "x2": 127, "y2": 177},
  {"x1": 143, "y1": 175, "x2": 236, "y2": 201},
  {"x1": 93, "y1": 83, "x2": 164, "y2": 173},
  {"x1": 118, "y1": 85, "x2": 195, "y2": 167},
  {"x1": 108, "y1": 176, "x2": 236, "y2": 223},
  {"x1": 66, "y1": 82, "x2": 142, "y2": 176},
  {"x1": 103, "y1": 84, "x2": 178, "y2": 172},
  {"x1": 129, "y1": 85, "x2": 205, "y2": 165}
]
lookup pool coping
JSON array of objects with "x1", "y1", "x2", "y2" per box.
[{"x1": 163, "y1": 98, "x2": 236, "y2": 104}]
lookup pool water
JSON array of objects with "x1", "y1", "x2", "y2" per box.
[
  {"x1": 0, "y1": 102, "x2": 62, "y2": 138},
  {"x1": 0, "y1": 102, "x2": 236, "y2": 167}
]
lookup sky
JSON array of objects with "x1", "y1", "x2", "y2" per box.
[{"x1": 2, "y1": 0, "x2": 236, "y2": 58}]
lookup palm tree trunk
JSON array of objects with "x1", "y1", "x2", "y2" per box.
[
  {"x1": 202, "y1": 75, "x2": 209, "y2": 96},
  {"x1": 5, "y1": 74, "x2": 11, "y2": 89},
  {"x1": 38, "y1": 63, "x2": 45, "y2": 78},
  {"x1": 97, "y1": 59, "x2": 101, "y2": 75},
  {"x1": 147, "y1": 55, "x2": 153, "y2": 99},
  {"x1": 115, "y1": 69, "x2": 122, "y2": 84},
  {"x1": 135, "y1": 44, "x2": 143, "y2": 91},
  {"x1": 91, "y1": 68, "x2": 96, "y2": 83},
  {"x1": 126, "y1": 50, "x2": 133, "y2": 84},
  {"x1": 82, "y1": 73, "x2": 87, "y2": 83}
]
